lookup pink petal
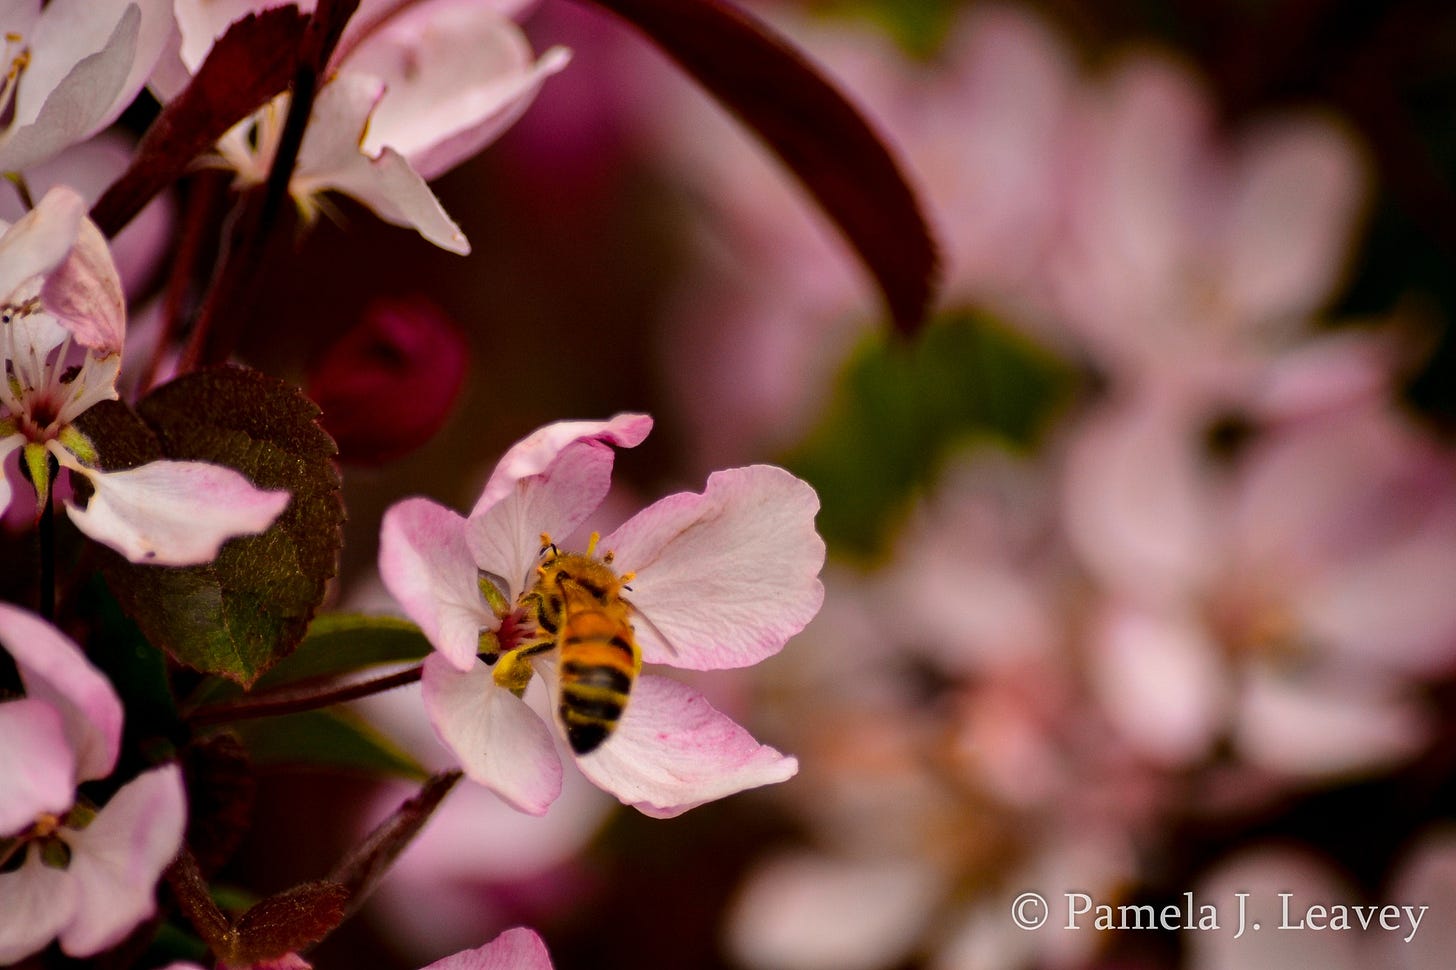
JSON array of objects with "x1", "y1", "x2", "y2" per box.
[
  {"x1": 421, "y1": 927, "x2": 554, "y2": 970},
  {"x1": 60, "y1": 764, "x2": 187, "y2": 957},
  {"x1": 0, "y1": 602, "x2": 122, "y2": 782},
  {"x1": 56, "y1": 452, "x2": 291, "y2": 566},
  {"x1": 421, "y1": 655, "x2": 562, "y2": 815},
  {"x1": 1061, "y1": 394, "x2": 1217, "y2": 603},
  {"x1": 41, "y1": 211, "x2": 125, "y2": 353},
  {"x1": 0, "y1": 850, "x2": 79, "y2": 965},
  {"x1": 1089, "y1": 600, "x2": 1227, "y2": 766},
  {"x1": 572, "y1": 673, "x2": 798, "y2": 818},
  {"x1": 470, "y1": 414, "x2": 651, "y2": 519},
  {"x1": 0, "y1": 4, "x2": 147, "y2": 173},
  {"x1": 466, "y1": 440, "x2": 616, "y2": 607},
  {"x1": 285, "y1": 73, "x2": 468, "y2": 254},
  {"x1": 380, "y1": 497, "x2": 493, "y2": 671},
  {"x1": 1221, "y1": 115, "x2": 1367, "y2": 327},
  {"x1": 602, "y1": 465, "x2": 825, "y2": 670},
  {"x1": 1234, "y1": 668, "x2": 1430, "y2": 778},
  {"x1": 1190, "y1": 848, "x2": 1362, "y2": 970},
  {"x1": 351, "y1": 0, "x2": 570, "y2": 180},
  {"x1": 0, "y1": 698, "x2": 76, "y2": 835},
  {"x1": 0, "y1": 433, "x2": 27, "y2": 520},
  {"x1": 727, "y1": 852, "x2": 940, "y2": 970},
  {"x1": 0, "y1": 185, "x2": 84, "y2": 301}
]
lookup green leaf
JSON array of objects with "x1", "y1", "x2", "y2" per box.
[
  {"x1": 783, "y1": 311, "x2": 1074, "y2": 556},
  {"x1": 99, "y1": 366, "x2": 344, "y2": 687},
  {"x1": 188, "y1": 613, "x2": 434, "y2": 708},
  {"x1": 254, "y1": 613, "x2": 434, "y2": 688},
  {"x1": 230, "y1": 708, "x2": 427, "y2": 781}
]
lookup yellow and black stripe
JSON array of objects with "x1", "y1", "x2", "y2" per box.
[{"x1": 557, "y1": 592, "x2": 640, "y2": 755}]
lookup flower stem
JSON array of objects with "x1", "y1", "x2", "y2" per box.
[
  {"x1": 38, "y1": 457, "x2": 56, "y2": 621},
  {"x1": 185, "y1": 663, "x2": 424, "y2": 728}
]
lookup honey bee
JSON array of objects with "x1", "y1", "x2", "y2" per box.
[{"x1": 518, "y1": 534, "x2": 641, "y2": 755}]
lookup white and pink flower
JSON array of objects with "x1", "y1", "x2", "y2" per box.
[
  {"x1": 0, "y1": 0, "x2": 173, "y2": 175},
  {"x1": 0, "y1": 185, "x2": 290, "y2": 564},
  {"x1": 159, "y1": 0, "x2": 569, "y2": 253},
  {"x1": 0, "y1": 603, "x2": 187, "y2": 964},
  {"x1": 379, "y1": 414, "x2": 825, "y2": 817}
]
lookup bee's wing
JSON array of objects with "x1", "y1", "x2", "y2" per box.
[{"x1": 626, "y1": 601, "x2": 680, "y2": 659}]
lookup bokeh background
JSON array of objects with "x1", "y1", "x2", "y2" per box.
[{"x1": 118, "y1": 1, "x2": 1456, "y2": 967}]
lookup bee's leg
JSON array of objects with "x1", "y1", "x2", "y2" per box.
[{"x1": 491, "y1": 637, "x2": 557, "y2": 697}]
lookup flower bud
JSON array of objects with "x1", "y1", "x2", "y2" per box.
[{"x1": 308, "y1": 298, "x2": 469, "y2": 465}]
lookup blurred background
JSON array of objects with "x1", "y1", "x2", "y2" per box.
[{"x1": 126, "y1": 0, "x2": 1456, "y2": 967}]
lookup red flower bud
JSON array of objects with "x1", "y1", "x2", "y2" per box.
[{"x1": 308, "y1": 297, "x2": 469, "y2": 465}]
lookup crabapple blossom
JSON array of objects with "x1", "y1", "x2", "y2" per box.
[
  {"x1": 0, "y1": 0, "x2": 172, "y2": 175},
  {"x1": 1063, "y1": 393, "x2": 1456, "y2": 777},
  {"x1": 161, "y1": 0, "x2": 569, "y2": 253},
  {"x1": 0, "y1": 185, "x2": 290, "y2": 564},
  {"x1": 380, "y1": 414, "x2": 824, "y2": 817},
  {"x1": 0, "y1": 603, "x2": 186, "y2": 964}
]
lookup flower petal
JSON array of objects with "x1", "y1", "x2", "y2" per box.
[
  {"x1": 727, "y1": 852, "x2": 941, "y2": 970},
  {"x1": 470, "y1": 413, "x2": 652, "y2": 519},
  {"x1": 421, "y1": 655, "x2": 562, "y2": 815},
  {"x1": 351, "y1": 0, "x2": 569, "y2": 180},
  {"x1": 603, "y1": 465, "x2": 825, "y2": 669},
  {"x1": 60, "y1": 763, "x2": 187, "y2": 957},
  {"x1": 381, "y1": 496, "x2": 493, "y2": 671},
  {"x1": 41, "y1": 211, "x2": 125, "y2": 353},
  {"x1": 0, "y1": 4, "x2": 142, "y2": 173},
  {"x1": 0, "y1": 849, "x2": 79, "y2": 966},
  {"x1": 421, "y1": 927, "x2": 555, "y2": 970},
  {"x1": 293, "y1": 74, "x2": 468, "y2": 254},
  {"x1": 0, "y1": 184, "x2": 84, "y2": 301},
  {"x1": 56, "y1": 451, "x2": 290, "y2": 566},
  {"x1": 572, "y1": 673, "x2": 798, "y2": 818},
  {"x1": 0, "y1": 601, "x2": 122, "y2": 782},
  {"x1": 0, "y1": 698, "x2": 75, "y2": 835}
]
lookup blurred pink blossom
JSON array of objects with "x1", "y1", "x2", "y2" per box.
[{"x1": 1063, "y1": 394, "x2": 1456, "y2": 777}]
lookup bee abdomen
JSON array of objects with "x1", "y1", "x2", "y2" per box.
[{"x1": 558, "y1": 615, "x2": 638, "y2": 755}]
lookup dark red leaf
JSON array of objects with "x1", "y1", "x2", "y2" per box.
[
  {"x1": 232, "y1": 881, "x2": 349, "y2": 964},
  {"x1": 90, "y1": 7, "x2": 310, "y2": 238},
  {"x1": 577, "y1": 0, "x2": 939, "y2": 333}
]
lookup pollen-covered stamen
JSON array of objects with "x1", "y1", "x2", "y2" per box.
[{"x1": 0, "y1": 33, "x2": 30, "y2": 125}]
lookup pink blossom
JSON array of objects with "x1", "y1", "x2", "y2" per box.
[
  {"x1": 1048, "y1": 53, "x2": 1369, "y2": 410},
  {"x1": 162, "y1": 0, "x2": 569, "y2": 253},
  {"x1": 1063, "y1": 393, "x2": 1456, "y2": 777},
  {"x1": 0, "y1": 185, "x2": 290, "y2": 564},
  {"x1": 379, "y1": 414, "x2": 824, "y2": 817},
  {"x1": 0, "y1": 603, "x2": 186, "y2": 964},
  {"x1": 0, "y1": 0, "x2": 173, "y2": 174}
]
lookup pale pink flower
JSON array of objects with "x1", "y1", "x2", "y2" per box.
[
  {"x1": 1048, "y1": 53, "x2": 1369, "y2": 409},
  {"x1": 1063, "y1": 392, "x2": 1456, "y2": 777},
  {"x1": 161, "y1": 0, "x2": 569, "y2": 253},
  {"x1": 1190, "y1": 831, "x2": 1456, "y2": 970},
  {"x1": 0, "y1": 185, "x2": 290, "y2": 564},
  {"x1": 0, "y1": 603, "x2": 187, "y2": 964},
  {"x1": 379, "y1": 414, "x2": 824, "y2": 817},
  {"x1": 0, "y1": 0, "x2": 172, "y2": 174}
]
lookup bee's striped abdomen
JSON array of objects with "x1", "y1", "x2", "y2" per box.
[{"x1": 558, "y1": 604, "x2": 640, "y2": 755}]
